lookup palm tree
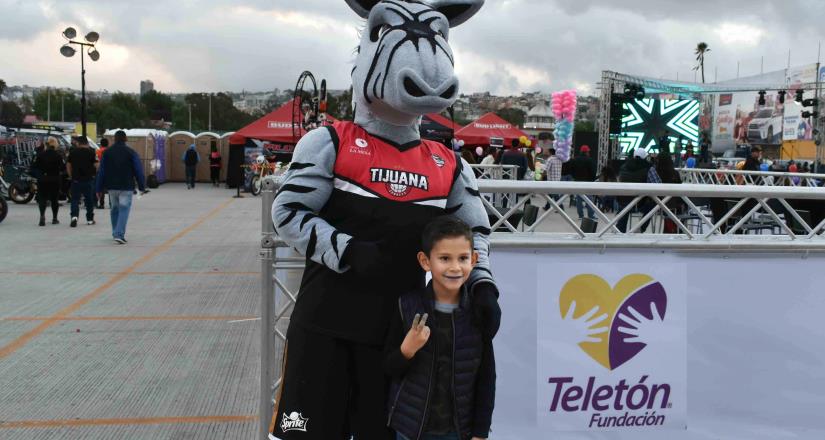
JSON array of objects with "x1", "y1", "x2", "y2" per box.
[
  {"x1": 693, "y1": 43, "x2": 711, "y2": 83},
  {"x1": 0, "y1": 79, "x2": 6, "y2": 122}
]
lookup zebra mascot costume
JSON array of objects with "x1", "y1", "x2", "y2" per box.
[{"x1": 271, "y1": 1, "x2": 498, "y2": 438}]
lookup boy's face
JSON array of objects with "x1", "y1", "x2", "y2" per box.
[{"x1": 418, "y1": 236, "x2": 478, "y2": 295}]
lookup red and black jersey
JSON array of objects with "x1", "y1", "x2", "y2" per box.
[{"x1": 291, "y1": 122, "x2": 462, "y2": 345}]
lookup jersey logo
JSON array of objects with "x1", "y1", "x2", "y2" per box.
[
  {"x1": 355, "y1": 138, "x2": 369, "y2": 148},
  {"x1": 280, "y1": 412, "x2": 309, "y2": 433},
  {"x1": 432, "y1": 154, "x2": 445, "y2": 168},
  {"x1": 370, "y1": 168, "x2": 429, "y2": 197}
]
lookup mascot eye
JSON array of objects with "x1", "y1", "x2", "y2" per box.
[{"x1": 370, "y1": 24, "x2": 392, "y2": 42}]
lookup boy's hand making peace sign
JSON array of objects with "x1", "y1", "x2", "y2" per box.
[{"x1": 400, "y1": 313, "x2": 430, "y2": 360}]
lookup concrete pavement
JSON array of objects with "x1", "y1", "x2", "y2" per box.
[{"x1": 0, "y1": 184, "x2": 262, "y2": 439}]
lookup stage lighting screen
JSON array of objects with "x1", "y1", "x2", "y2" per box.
[{"x1": 617, "y1": 98, "x2": 700, "y2": 155}]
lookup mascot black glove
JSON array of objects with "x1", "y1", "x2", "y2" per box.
[
  {"x1": 472, "y1": 283, "x2": 501, "y2": 339},
  {"x1": 341, "y1": 239, "x2": 385, "y2": 277}
]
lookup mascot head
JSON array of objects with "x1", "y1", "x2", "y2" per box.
[{"x1": 346, "y1": 0, "x2": 484, "y2": 126}]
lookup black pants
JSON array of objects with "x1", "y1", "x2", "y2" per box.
[
  {"x1": 185, "y1": 165, "x2": 197, "y2": 188},
  {"x1": 37, "y1": 181, "x2": 60, "y2": 219},
  {"x1": 210, "y1": 167, "x2": 220, "y2": 186},
  {"x1": 70, "y1": 180, "x2": 96, "y2": 221},
  {"x1": 271, "y1": 323, "x2": 393, "y2": 440}
]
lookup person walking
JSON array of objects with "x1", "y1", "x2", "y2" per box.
[
  {"x1": 96, "y1": 138, "x2": 108, "y2": 208},
  {"x1": 209, "y1": 147, "x2": 222, "y2": 187},
  {"x1": 31, "y1": 137, "x2": 65, "y2": 226},
  {"x1": 96, "y1": 130, "x2": 146, "y2": 244},
  {"x1": 182, "y1": 143, "x2": 200, "y2": 189},
  {"x1": 67, "y1": 136, "x2": 97, "y2": 227},
  {"x1": 570, "y1": 145, "x2": 597, "y2": 221}
]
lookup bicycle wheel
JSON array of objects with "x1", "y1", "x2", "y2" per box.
[{"x1": 251, "y1": 176, "x2": 262, "y2": 196}]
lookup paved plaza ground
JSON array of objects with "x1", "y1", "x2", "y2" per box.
[
  {"x1": 0, "y1": 184, "x2": 262, "y2": 439},
  {"x1": 0, "y1": 182, "x2": 623, "y2": 440}
]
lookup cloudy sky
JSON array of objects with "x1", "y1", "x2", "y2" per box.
[{"x1": 1, "y1": 0, "x2": 823, "y2": 96}]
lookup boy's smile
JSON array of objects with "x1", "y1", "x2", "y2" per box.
[{"x1": 418, "y1": 236, "x2": 478, "y2": 303}]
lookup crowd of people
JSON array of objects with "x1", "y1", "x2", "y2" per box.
[{"x1": 26, "y1": 130, "x2": 147, "y2": 243}]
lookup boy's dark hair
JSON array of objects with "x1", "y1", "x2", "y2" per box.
[
  {"x1": 100, "y1": 138, "x2": 109, "y2": 147},
  {"x1": 548, "y1": 148, "x2": 556, "y2": 155},
  {"x1": 75, "y1": 136, "x2": 89, "y2": 145},
  {"x1": 114, "y1": 130, "x2": 127, "y2": 142},
  {"x1": 421, "y1": 216, "x2": 474, "y2": 256}
]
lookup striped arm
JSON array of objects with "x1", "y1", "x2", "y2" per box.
[
  {"x1": 271, "y1": 127, "x2": 352, "y2": 273},
  {"x1": 446, "y1": 157, "x2": 497, "y2": 292}
]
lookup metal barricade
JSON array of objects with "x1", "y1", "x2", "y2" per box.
[
  {"x1": 259, "y1": 179, "x2": 825, "y2": 438},
  {"x1": 678, "y1": 167, "x2": 825, "y2": 187}
]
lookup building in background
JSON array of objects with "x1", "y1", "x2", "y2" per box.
[{"x1": 140, "y1": 80, "x2": 154, "y2": 96}]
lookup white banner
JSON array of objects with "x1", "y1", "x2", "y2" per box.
[
  {"x1": 537, "y1": 264, "x2": 686, "y2": 431},
  {"x1": 490, "y1": 249, "x2": 825, "y2": 439}
]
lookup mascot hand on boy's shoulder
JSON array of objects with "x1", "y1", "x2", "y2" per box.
[{"x1": 472, "y1": 282, "x2": 500, "y2": 338}]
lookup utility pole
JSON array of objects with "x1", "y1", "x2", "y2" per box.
[
  {"x1": 188, "y1": 104, "x2": 192, "y2": 132},
  {"x1": 208, "y1": 93, "x2": 212, "y2": 131},
  {"x1": 47, "y1": 87, "x2": 51, "y2": 122},
  {"x1": 736, "y1": 62, "x2": 740, "y2": 79},
  {"x1": 761, "y1": 56, "x2": 764, "y2": 74}
]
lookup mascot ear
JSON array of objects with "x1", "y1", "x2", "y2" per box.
[
  {"x1": 345, "y1": 0, "x2": 382, "y2": 19},
  {"x1": 428, "y1": 0, "x2": 484, "y2": 28}
]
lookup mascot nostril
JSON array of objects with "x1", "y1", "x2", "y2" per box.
[
  {"x1": 271, "y1": 1, "x2": 500, "y2": 439},
  {"x1": 440, "y1": 84, "x2": 457, "y2": 99},
  {"x1": 404, "y1": 77, "x2": 427, "y2": 97}
]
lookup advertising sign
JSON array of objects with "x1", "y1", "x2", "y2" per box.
[
  {"x1": 537, "y1": 265, "x2": 687, "y2": 431},
  {"x1": 711, "y1": 69, "x2": 787, "y2": 151},
  {"x1": 782, "y1": 64, "x2": 817, "y2": 142},
  {"x1": 491, "y1": 249, "x2": 825, "y2": 439}
]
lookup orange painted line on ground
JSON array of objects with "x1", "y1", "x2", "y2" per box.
[
  {"x1": 2, "y1": 315, "x2": 258, "y2": 322},
  {"x1": 0, "y1": 199, "x2": 235, "y2": 360},
  {"x1": 0, "y1": 415, "x2": 257, "y2": 429}
]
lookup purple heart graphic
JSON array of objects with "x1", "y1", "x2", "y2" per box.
[{"x1": 608, "y1": 282, "x2": 667, "y2": 370}]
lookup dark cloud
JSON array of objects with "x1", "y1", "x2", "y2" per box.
[{"x1": 1, "y1": 0, "x2": 823, "y2": 95}]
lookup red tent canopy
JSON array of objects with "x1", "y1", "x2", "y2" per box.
[
  {"x1": 454, "y1": 112, "x2": 528, "y2": 147},
  {"x1": 229, "y1": 99, "x2": 339, "y2": 145},
  {"x1": 423, "y1": 113, "x2": 462, "y2": 131}
]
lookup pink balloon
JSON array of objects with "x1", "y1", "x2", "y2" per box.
[
  {"x1": 475, "y1": 147, "x2": 483, "y2": 156},
  {"x1": 535, "y1": 147, "x2": 543, "y2": 154}
]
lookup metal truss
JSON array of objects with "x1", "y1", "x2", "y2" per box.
[{"x1": 679, "y1": 168, "x2": 825, "y2": 187}]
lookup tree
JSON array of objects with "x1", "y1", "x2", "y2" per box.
[
  {"x1": 693, "y1": 42, "x2": 711, "y2": 84},
  {"x1": 89, "y1": 92, "x2": 147, "y2": 131},
  {"x1": 33, "y1": 89, "x2": 81, "y2": 121},
  {"x1": 0, "y1": 101, "x2": 23, "y2": 126},
  {"x1": 0, "y1": 79, "x2": 6, "y2": 122},
  {"x1": 183, "y1": 93, "x2": 255, "y2": 132},
  {"x1": 497, "y1": 107, "x2": 526, "y2": 128},
  {"x1": 140, "y1": 90, "x2": 174, "y2": 122},
  {"x1": 326, "y1": 88, "x2": 354, "y2": 121}
]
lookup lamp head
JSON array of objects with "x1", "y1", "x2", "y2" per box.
[
  {"x1": 60, "y1": 44, "x2": 76, "y2": 58},
  {"x1": 62, "y1": 27, "x2": 77, "y2": 40},
  {"x1": 84, "y1": 31, "x2": 99, "y2": 43},
  {"x1": 88, "y1": 48, "x2": 100, "y2": 61}
]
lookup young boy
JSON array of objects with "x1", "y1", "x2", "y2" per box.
[{"x1": 384, "y1": 216, "x2": 496, "y2": 440}]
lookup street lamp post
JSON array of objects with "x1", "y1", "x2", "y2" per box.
[{"x1": 60, "y1": 27, "x2": 100, "y2": 140}]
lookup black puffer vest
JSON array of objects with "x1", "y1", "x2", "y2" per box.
[{"x1": 388, "y1": 286, "x2": 483, "y2": 440}]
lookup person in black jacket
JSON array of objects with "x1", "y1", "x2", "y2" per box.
[
  {"x1": 31, "y1": 137, "x2": 65, "y2": 226},
  {"x1": 385, "y1": 216, "x2": 495, "y2": 440},
  {"x1": 569, "y1": 145, "x2": 597, "y2": 220}
]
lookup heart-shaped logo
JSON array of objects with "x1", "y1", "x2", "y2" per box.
[{"x1": 559, "y1": 274, "x2": 667, "y2": 370}]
